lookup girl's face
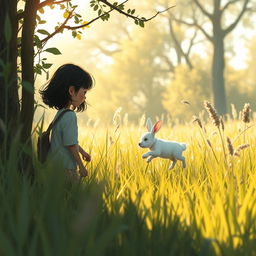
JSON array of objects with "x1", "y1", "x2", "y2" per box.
[{"x1": 69, "y1": 86, "x2": 88, "y2": 107}]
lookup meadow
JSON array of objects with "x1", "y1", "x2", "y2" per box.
[{"x1": 1, "y1": 103, "x2": 256, "y2": 255}]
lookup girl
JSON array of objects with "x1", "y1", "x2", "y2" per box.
[{"x1": 40, "y1": 63, "x2": 94, "y2": 180}]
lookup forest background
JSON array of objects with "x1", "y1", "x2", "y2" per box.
[{"x1": 34, "y1": 0, "x2": 256, "y2": 127}]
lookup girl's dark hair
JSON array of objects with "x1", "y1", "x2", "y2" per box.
[{"x1": 40, "y1": 63, "x2": 94, "y2": 112}]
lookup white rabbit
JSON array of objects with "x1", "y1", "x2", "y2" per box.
[{"x1": 138, "y1": 118, "x2": 187, "y2": 169}]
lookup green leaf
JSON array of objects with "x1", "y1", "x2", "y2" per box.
[
  {"x1": 139, "y1": 20, "x2": 144, "y2": 27},
  {"x1": 34, "y1": 35, "x2": 43, "y2": 48},
  {"x1": 4, "y1": 15, "x2": 12, "y2": 43},
  {"x1": 118, "y1": 4, "x2": 124, "y2": 10},
  {"x1": 72, "y1": 31, "x2": 77, "y2": 38},
  {"x1": 37, "y1": 29, "x2": 50, "y2": 36},
  {"x1": 39, "y1": 20, "x2": 47, "y2": 24},
  {"x1": 44, "y1": 47, "x2": 62, "y2": 55},
  {"x1": 131, "y1": 9, "x2": 135, "y2": 15},
  {"x1": 74, "y1": 15, "x2": 79, "y2": 24},
  {"x1": 42, "y1": 63, "x2": 53, "y2": 69},
  {"x1": 93, "y1": 5, "x2": 98, "y2": 11}
]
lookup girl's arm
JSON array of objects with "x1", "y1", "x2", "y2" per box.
[
  {"x1": 68, "y1": 145, "x2": 88, "y2": 177},
  {"x1": 79, "y1": 145, "x2": 91, "y2": 162}
]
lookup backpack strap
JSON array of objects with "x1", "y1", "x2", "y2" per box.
[{"x1": 46, "y1": 109, "x2": 72, "y2": 133}]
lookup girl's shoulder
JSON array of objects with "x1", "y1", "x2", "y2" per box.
[{"x1": 54, "y1": 109, "x2": 77, "y2": 123}]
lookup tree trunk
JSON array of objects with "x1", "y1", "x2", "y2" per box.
[
  {"x1": 211, "y1": 8, "x2": 227, "y2": 115},
  {"x1": 20, "y1": 0, "x2": 39, "y2": 174},
  {"x1": 21, "y1": 0, "x2": 39, "y2": 143},
  {"x1": 212, "y1": 35, "x2": 226, "y2": 115},
  {"x1": 0, "y1": 0, "x2": 19, "y2": 150}
]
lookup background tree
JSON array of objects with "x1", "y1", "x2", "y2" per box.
[
  {"x1": 170, "y1": 0, "x2": 253, "y2": 115},
  {"x1": 87, "y1": 22, "x2": 170, "y2": 123}
]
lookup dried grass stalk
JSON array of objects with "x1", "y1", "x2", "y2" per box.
[
  {"x1": 234, "y1": 144, "x2": 250, "y2": 157},
  {"x1": 204, "y1": 101, "x2": 220, "y2": 128},
  {"x1": 241, "y1": 103, "x2": 251, "y2": 123},
  {"x1": 226, "y1": 137, "x2": 234, "y2": 156}
]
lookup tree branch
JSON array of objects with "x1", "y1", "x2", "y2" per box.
[
  {"x1": 62, "y1": 2, "x2": 117, "y2": 30},
  {"x1": 159, "y1": 54, "x2": 175, "y2": 73},
  {"x1": 91, "y1": 43, "x2": 122, "y2": 56},
  {"x1": 98, "y1": 0, "x2": 175, "y2": 22},
  {"x1": 223, "y1": 0, "x2": 250, "y2": 36},
  {"x1": 28, "y1": 0, "x2": 174, "y2": 48},
  {"x1": 193, "y1": 0, "x2": 213, "y2": 20},
  {"x1": 186, "y1": 29, "x2": 198, "y2": 58},
  {"x1": 221, "y1": 0, "x2": 240, "y2": 13},
  {"x1": 17, "y1": 0, "x2": 71, "y2": 20},
  {"x1": 41, "y1": 9, "x2": 74, "y2": 43},
  {"x1": 38, "y1": 0, "x2": 71, "y2": 9},
  {"x1": 168, "y1": 17, "x2": 193, "y2": 69},
  {"x1": 174, "y1": 17, "x2": 213, "y2": 42},
  {"x1": 64, "y1": 1, "x2": 174, "y2": 30}
]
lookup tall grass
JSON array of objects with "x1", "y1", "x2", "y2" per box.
[
  {"x1": 79, "y1": 103, "x2": 256, "y2": 255},
  {"x1": 1, "y1": 103, "x2": 256, "y2": 255}
]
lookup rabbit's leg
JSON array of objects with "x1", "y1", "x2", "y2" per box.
[
  {"x1": 169, "y1": 159, "x2": 177, "y2": 169},
  {"x1": 142, "y1": 151, "x2": 153, "y2": 158},
  {"x1": 147, "y1": 155, "x2": 156, "y2": 163},
  {"x1": 143, "y1": 150, "x2": 160, "y2": 159},
  {"x1": 176, "y1": 155, "x2": 186, "y2": 168}
]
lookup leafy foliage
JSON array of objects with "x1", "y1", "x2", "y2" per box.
[{"x1": 162, "y1": 63, "x2": 211, "y2": 121}]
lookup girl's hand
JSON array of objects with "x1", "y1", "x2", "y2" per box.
[
  {"x1": 82, "y1": 151, "x2": 91, "y2": 162},
  {"x1": 79, "y1": 166, "x2": 88, "y2": 177},
  {"x1": 79, "y1": 146, "x2": 91, "y2": 162}
]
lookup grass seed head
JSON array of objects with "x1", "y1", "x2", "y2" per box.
[
  {"x1": 241, "y1": 103, "x2": 251, "y2": 123},
  {"x1": 231, "y1": 104, "x2": 237, "y2": 120},
  {"x1": 204, "y1": 101, "x2": 220, "y2": 128},
  {"x1": 220, "y1": 116, "x2": 225, "y2": 131},
  {"x1": 192, "y1": 115, "x2": 203, "y2": 129},
  {"x1": 234, "y1": 144, "x2": 250, "y2": 157},
  {"x1": 226, "y1": 137, "x2": 234, "y2": 156},
  {"x1": 207, "y1": 139, "x2": 213, "y2": 148}
]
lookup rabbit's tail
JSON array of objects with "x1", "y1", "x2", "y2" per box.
[{"x1": 180, "y1": 143, "x2": 187, "y2": 151}]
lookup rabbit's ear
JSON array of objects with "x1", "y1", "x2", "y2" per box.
[
  {"x1": 152, "y1": 120, "x2": 162, "y2": 134},
  {"x1": 146, "y1": 118, "x2": 152, "y2": 131}
]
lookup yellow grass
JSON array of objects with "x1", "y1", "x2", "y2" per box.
[{"x1": 79, "y1": 117, "x2": 256, "y2": 252}]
